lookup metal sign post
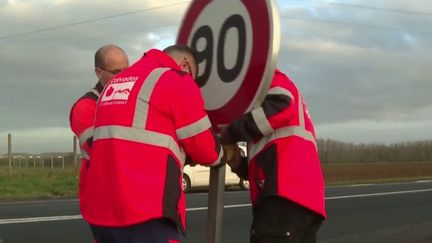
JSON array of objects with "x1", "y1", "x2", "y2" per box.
[
  {"x1": 8, "y1": 133, "x2": 12, "y2": 175},
  {"x1": 177, "y1": 0, "x2": 280, "y2": 242},
  {"x1": 206, "y1": 164, "x2": 226, "y2": 243}
]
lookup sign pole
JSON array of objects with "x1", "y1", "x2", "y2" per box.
[
  {"x1": 8, "y1": 133, "x2": 12, "y2": 175},
  {"x1": 206, "y1": 164, "x2": 226, "y2": 243}
]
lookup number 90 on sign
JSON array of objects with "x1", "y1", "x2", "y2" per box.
[{"x1": 177, "y1": 0, "x2": 280, "y2": 126}]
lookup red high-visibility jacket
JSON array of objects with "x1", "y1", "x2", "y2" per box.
[
  {"x1": 227, "y1": 69, "x2": 326, "y2": 218},
  {"x1": 84, "y1": 49, "x2": 223, "y2": 233},
  {"x1": 69, "y1": 81, "x2": 104, "y2": 216}
]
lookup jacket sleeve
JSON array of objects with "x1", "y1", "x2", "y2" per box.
[
  {"x1": 171, "y1": 75, "x2": 224, "y2": 167},
  {"x1": 225, "y1": 72, "x2": 296, "y2": 143},
  {"x1": 69, "y1": 98, "x2": 97, "y2": 159}
]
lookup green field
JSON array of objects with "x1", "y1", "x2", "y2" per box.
[
  {"x1": 0, "y1": 167, "x2": 78, "y2": 200},
  {"x1": 323, "y1": 161, "x2": 432, "y2": 185},
  {"x1": 1, "y1": 161, "x2": 432, "y2": 200}
]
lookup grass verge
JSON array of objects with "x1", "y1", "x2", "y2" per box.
[
  {"x1": 0, "y1": 167, "x2": 78, "y2": 200},
  {"x1": 323, "y1": 161, "x2": 432, "y2": 185},
  {"x1": 1, "y1": 161, "x2": 432, "y2": 200}
]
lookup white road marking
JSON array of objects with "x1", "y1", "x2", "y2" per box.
[
  {"x1": 0, "y1": 215, "x2": 82, "y2": 224},
  {"x1": 186, "y1": 206, "x2": 207, "y2": 211},
  {"x1": 347, "y1": 183, "x2": 375, "y2": 187},
  {"x1": 1, "y1": 188, "x2": 432, "y2": 225},
  {"x1": 326, "y1": 188, "x2": 432, "y2": 200},
  {"x1": 0, "y1": 198, "x2": 78, "y2": 206}
]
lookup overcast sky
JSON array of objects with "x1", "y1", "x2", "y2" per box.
[{"x1": 1, "y1": 0, "x2": 431, "y2": 153}]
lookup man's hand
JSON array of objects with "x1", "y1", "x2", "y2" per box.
[
  {"x1": 218, "y1": 124, "x2": 233, "y2": 145},
  {"x1": 185, "y1": 156, "x2": 197, "y2": 167},
  {"x1": 225, "y1": 144, "x2": 242, "y2": 170},
  {"x1": 222, "y1": 144, "x2": 235, "y2": 163}
]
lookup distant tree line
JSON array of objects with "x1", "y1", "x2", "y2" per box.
[{"x1": 317, "y1": 139, "x2": 432, "y2": 163}]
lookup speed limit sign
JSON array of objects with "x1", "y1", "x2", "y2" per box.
[{"x1": 177, "y1": 0, "x2": 280, "y2": 130}]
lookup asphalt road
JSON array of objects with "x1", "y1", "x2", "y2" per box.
[{"x1": 1, "y1": 181, "x2": 431, "y2": 243}]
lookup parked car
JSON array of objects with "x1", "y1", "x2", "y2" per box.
[
  {"x1": 182, "y1": 164, "x2": 249, "y2": 192},
  {"x1": 182, "y1": 142, "x2": 249, "y2": 192}
]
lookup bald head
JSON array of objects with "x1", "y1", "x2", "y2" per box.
[
  {"x1": 95, "y1": 45, "x2": 127, "y2": 68},
  {"x1": 163, "y1": 45, "x2": 198, "y2": 79},
  {"x1": 94, "y1": 44, "x2": 129, "y2": 86}
]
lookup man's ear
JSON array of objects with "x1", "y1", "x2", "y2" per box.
[
  {"x1": 179, "y1": 57, "x2": 188, "y2": 70},
  {"x1": 95, "y1": 68, "x2": 102, "y2": 79}
]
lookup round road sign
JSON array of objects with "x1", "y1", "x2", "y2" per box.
[{"x1": 177, "y1": 0, "x2": 280, "y2": 130}]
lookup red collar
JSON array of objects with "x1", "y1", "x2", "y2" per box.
[{"x1": 143, "y1": 49, "x2": 180, "y2": 69}]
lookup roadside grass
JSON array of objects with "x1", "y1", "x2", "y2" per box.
[
  {"x1": 0, "y1": 167, "x2": 78, "y2": 200},
  {"x1": 1, "y1": 161, "x2": 432, "y2": 200},
  {"x1": 325, "y1": 176, "x2": 432, "y2": 186},
  {"x1": 323, "y1": 161, "x2": 432, "y2": 186}
]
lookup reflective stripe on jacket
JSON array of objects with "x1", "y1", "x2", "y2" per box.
[
  {"x1": 227, "y1": 69, "x2": 326, "y2": 218},
  {"x1": 84, "y1": 49, "x2": 223, "y2": 233}
]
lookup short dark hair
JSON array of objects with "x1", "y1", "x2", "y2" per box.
[
  {"x1": 94, "y1": 44, "x2": 126, "y2": 68},
  {"x1": 163, "y1": 45, "x2": 198, "y2": 77}
]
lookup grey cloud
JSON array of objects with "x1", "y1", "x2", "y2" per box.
[
  {"x1": 0, "y1": 0, "x2": 431, "y2": 151},
  {"x1": 279, "y1": 0, "x2": 432, "y2": 52},
  {"x1": 0, "y1": 0, "x2": 6, "y2": 8},
  {"x1": 0, "y1": 33, "x2": 164, "y2": 134},
  {"x1": 0, "y1": 2, "x2": 181, "y2": 134},
  {"x1": 278, "y1": 8, "x2": 432, "y2": 125},
  {"x1": 281, "y1": 41, "x2": 432, "y2": 124}
]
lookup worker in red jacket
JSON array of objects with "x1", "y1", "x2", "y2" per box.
[
  {"x1": 69, "y1": 44, "x2": 129, "y2": 217},
  {"x1": 84, "y1": 45, "x2": 224, "y2": 243},
  {"x1": 221, "y1": 69, "x2": 326, "y2": 243}
]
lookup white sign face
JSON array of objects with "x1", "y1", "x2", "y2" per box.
[
  {"x1": 177, "y1": 0, "x2": 280, "y2": 129},
  {"x1": 189, "y1": 0, "x2": 253, "y2": 110}
]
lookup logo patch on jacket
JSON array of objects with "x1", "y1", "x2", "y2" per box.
[{"x1": 100, "y1": 76, "x2": 138, "y2": 104}]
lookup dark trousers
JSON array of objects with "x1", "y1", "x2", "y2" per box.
[
  {"x1": 250, "y1": 196, "x2": 323, "y2": 243},
  {"x1": 90, "y1": 218, "x2": 180, "y2": 243}
]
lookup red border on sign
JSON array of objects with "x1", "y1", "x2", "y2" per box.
[
  {"x1": 177, "y1": 0, "x2": 271, "y2": 129},
  {"x1": 177, "y1": 0, "x2": 209, "y2": 44}
]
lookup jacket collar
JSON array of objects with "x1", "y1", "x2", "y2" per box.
[
  {"x1": 94, "y1": 80, "x2": 104, "y2": 93},
  {"x1": 143, "y1": 49, "x2": 180, "y2": 70}
]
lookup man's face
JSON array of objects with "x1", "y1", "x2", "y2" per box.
[{"x1": 95, "y1": 50, "x2": 129, "y2": 86}]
